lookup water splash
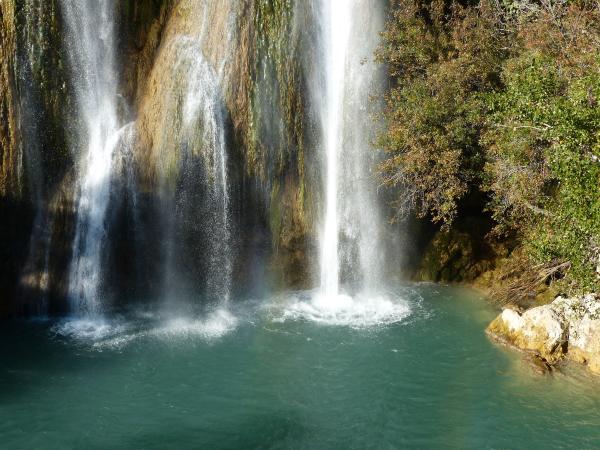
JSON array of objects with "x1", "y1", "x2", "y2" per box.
[
  {"x1": 61, "y1": 0, "x2": 120, "y2": 315},
  {"x1": 267, "y1": 289, "x2": 412, "y2": 329},
  {"x1": 51, "y1": 308, "x2": 239, "y2": 350},
  {"x1": 155, "y1": 309, "x2": 238, "y2": 341}
]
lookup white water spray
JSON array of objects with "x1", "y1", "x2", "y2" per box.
[
  {"x1": 179, "y1": 35, "x2": 232, "y2": 305},
  {"x1": 144, "y1": 2, "x2": 238, "y2": 308},
  {"x1": 62, "y1": 0, "x2": 120, "y2": 315}
]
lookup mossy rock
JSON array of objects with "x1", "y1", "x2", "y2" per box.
[{"x1": 417, "y1": 228, "x2": 493, "y2": 283}]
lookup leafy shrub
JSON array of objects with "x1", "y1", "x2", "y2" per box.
[{"x1": 378, "y1": 0, "x2": 600, "y2": 291}]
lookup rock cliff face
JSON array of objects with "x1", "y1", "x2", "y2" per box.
[
  {"x1": 126, "y1": 0, "x2": 320, "y2": 292},
  {"x1": 487, "y1": 294, "x2": 600, "y2": 374},
  {"x1": 0, "y1": 0, "x2": 326, "y2": 315},
  {"x1": 0, "y1": 0, "x2": 76, "y2": 315},
  {"x1": 0, "y1": 0, "x2": 20, "y2": 199}
]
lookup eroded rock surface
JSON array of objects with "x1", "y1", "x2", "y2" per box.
[{"x1": 487, "y1": 294, "x2": 600, "y2": 373}]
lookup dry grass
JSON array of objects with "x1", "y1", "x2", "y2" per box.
[{"x1": 488, "y1": 257, "x2": 571, "y2": 307}]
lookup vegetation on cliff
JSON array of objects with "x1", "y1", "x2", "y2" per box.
[
  {"x1": 378, "y1": 0, "x2": 600, "y2": 297},
  {"x1": 229, "y1": 0, "x2": 319, "y2": 287}
]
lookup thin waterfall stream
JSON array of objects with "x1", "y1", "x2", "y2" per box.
[{"x1": 143, "y1": 2, "x2": 237, "y2": 310}]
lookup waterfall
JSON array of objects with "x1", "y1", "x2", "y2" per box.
[
  {"x1": 170, "y1": 35, "x2": 232, "y2": 306},
  {"x1": 136, "y1": 1, "x2": 237, "y2": 308},
  {"x1": 319, "y1": 0, "x2": 385, "y2": 301},
  {"x1": 339, "y1": 0, "x2": 386, "y2": 292},
  {"x1": 62, "y1": 0, "x2": 120, "y2": 315},
  {"x1": 320, "y1": 0, "x2": 350, "y2": 299},
  {"x1": 185, "y1": 51, "x2": 232, "y2": 307}
]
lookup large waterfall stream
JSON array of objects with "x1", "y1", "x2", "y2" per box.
[
  {"x1": 319, "y1": 0, "x2": 349, "y2": 300},
  {"x1": 62, "y1": 0, "x2": 120, "y2": 315},
  {"x1": 308, "y1": 0, "x2": 401, "y2": 323}
]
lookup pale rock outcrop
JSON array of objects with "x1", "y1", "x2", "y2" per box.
[
  {"x1": 487, "y1": 294, "x2": 600, "y2": 373},
  {"x1": 135, "y1": 0, "x2": 237, "y2": 185},
  {"x1": 487, "y1": 302, "x2": 569, "y2": 363}
]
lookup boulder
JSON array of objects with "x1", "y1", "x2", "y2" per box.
[
  {"x1": 487, "y1": 294, "x2": 600, "y2": 372},
  {"x1": 563, "y1": 294, "x2": 600, "y2": 374},
  {"x1": 487, "y1": 303, "x2": 569, "y2": 363}
]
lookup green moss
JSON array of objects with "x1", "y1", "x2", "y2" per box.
[
  {"x1": 241, "y1": 0, "x2": 305, "y2": 182},
  {"x1": 226, "y1": 0, "x2": 315, "y2": 283},
  {"x1": 269, "y1": 179, "x2": 282, "y2": 249}
]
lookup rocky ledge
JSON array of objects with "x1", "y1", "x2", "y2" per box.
[{"x1": 487, "y1": 294, "x2": 600, "y2": 374}]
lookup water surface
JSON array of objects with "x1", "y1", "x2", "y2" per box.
[{"x1": 2, "y1": 284, "x2": 600, "y2": 449}]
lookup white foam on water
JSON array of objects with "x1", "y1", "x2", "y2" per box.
[
  {"x1": 51, "y1": 308, "x2": 239, "y2": 350},
  {"x1": 152, "y1": 308, "x2": 239, "y2": 341},
  {"x1": 270, "y1": 291, "x2": 412, "y2": 329},
  {"x1": 52, "y1": 318, "x2": 127, "y2": 342}
]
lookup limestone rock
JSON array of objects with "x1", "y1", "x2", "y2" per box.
[
  {"x1": 487, "y1": 294, "x2": 600, "y2": 373},
  {"x1": 563, "y1": 294, "x2": 600, "y2": 374},
  {"x1": 487, "y1": 303, "x2": 568, "y2": 363}
]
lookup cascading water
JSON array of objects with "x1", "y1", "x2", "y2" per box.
[
  {"x1": 279, "y1": 0, "x2": 409, "y2": 326},
  {"x1": 320, "y1": 0, "x2": 351, "y2": 300},
  {"x1": 62, "y1": 0, "x2": 120, "y2": 315},
  {"x1": 170, "y1": 35, "x2": 232, "y2": 306},
  {"x1": 318, "y1": 0, "x2": 386, "y2": 301},
  {"x1": 189, "y1": 58, "x2": 232, "y2": 307},
  {"x1": 338, "y1": 0, "x2": 387, "y2": 292},
  {"x1": 137, "y1": 1, "x2": 237, "y2": 309}
]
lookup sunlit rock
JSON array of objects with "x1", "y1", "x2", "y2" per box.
[
  {"x1": 487, "y1": 302, "x2": 568, "y2": 363},
  {"x1": 488, "y1": 294, "x2": 600, "y2": 373},
  {"x1": 562, "y1": 294, "x2": 600, "y2": 374}
]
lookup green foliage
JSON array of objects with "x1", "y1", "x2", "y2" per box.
[
  {"x1": 487, "y1": 53, "x2": 600, "y2": 290},
  {"x1": 379, "y1": 0, "x2": 600, "y2": 291},
  {"x1": 376, "y1": 0, "x2": 508, "y2": 224}
]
